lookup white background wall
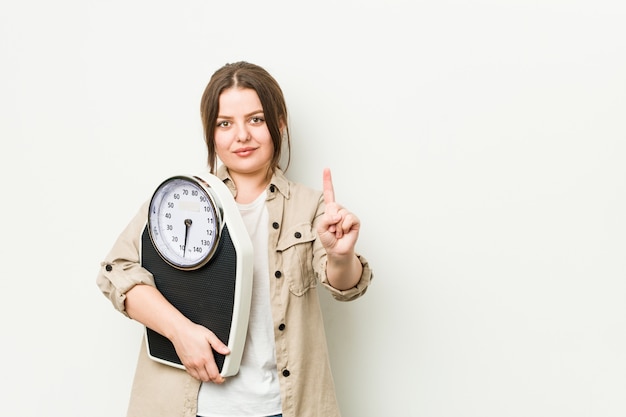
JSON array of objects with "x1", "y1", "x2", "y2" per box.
[{"x1": 1, "y1": 0, "x2": 625, "y2": 416}]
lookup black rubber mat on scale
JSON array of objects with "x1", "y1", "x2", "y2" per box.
[{"x1": 141, "y1": 225, "x2": 237, "y2": 372}]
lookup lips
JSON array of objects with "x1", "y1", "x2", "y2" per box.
[{"x1": 234, "y1": 147, "x2": 256, "y2": 156}]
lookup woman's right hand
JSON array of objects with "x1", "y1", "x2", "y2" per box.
[
  {"x1": 170, "y1": 320, "x2": 230, "y2": 384},
  {"x1": 124, "y1": 284, "x2": 230, "y2": 383}
]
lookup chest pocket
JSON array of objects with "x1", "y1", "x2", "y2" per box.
[{"x1": 276, "y1": 222, "x2": 317, "y2": 296}]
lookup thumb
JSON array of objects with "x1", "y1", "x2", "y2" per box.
[{"x1": 207, "y1": 333, "x2": 230, "y2": 355}]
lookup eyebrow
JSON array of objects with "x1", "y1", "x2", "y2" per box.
[{"x1": 217, "y1": 109, "x2": 264, "y2": 119}]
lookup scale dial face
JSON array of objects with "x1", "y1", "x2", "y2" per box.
[{"x1": 148, "y1": 176, "x2": 222, "y2": 270}]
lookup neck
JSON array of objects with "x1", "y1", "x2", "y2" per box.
[{"x1": 230, "y1": 169, "x2": 272, "y2": 204}]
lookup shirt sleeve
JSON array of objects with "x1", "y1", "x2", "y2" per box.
[
  {"x1": 319, "y1": 253, "x2": 373, "y2": 301},
  {"x1": 96, "y1": 200, "x2": 156, "y2": 317}
]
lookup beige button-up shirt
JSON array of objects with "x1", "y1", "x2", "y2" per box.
[{"x1": 97, "y1": 167, "x2": 373, "y2": 417}]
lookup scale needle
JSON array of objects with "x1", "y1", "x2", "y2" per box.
[{"x1": 183, "y1": 218, "x2": 192, "y2": 257}]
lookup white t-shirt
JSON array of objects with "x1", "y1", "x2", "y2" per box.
[{"x1": 197, "y1": 191, "x2": 282, "y2": 417}]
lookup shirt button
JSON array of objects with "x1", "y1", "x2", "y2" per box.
[
  {"x1": 282, "y1": 369, "x2": 290, "y2": 377},
  {"x1": 274, "y1": 270, "x2": 282, "y2": 278},
  {"x1": 270, "y1": 185, "x2": 275, "y2": 192},
  {"x1": 105, "y1": 264, "x2": 113, "y2": 272},
  {"x1": 278, "y1": 323, "x2": 286, "y2": 331},
  {"x1": 294, "y1": 232, "x2": 302, "y2": 238},
  {"x1": 272, "y1": 222, "x2": 279, "y2": 229}
]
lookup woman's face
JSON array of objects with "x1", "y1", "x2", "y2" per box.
[{"x1": 214, "y1": 87, "x2": 274, "y2": 178}]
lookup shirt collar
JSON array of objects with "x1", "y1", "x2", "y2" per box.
[{"x1": 216, "y1": 165, "x2": 291, "y2": 200}]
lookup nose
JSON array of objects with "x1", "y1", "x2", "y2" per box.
[{"x1": 236, "y1": 124, "x2": 251, "y2": 142}]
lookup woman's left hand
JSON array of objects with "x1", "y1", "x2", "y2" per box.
[{"x1": 316, "y1": 168, "x2": 360, "y2": 257}]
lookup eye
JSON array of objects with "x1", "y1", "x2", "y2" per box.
[
  {"x1": 250, "y1": 116, "x2": 265, "y2": 124},
  {"x1": 217, "y1": 120, "x2": 231, "y2": 128}
]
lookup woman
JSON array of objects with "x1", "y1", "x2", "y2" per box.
[{"x1": 97, "y1": 61, "x2": 373, "y2": 417}]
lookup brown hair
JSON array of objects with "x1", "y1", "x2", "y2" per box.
[{"x1": 200, "y1": 61, "x2": 291, "y2": 175}]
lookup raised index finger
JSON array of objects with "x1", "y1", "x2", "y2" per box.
[{"x1": 322, "y1": 168, "x2": 335, "y2": 204}]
